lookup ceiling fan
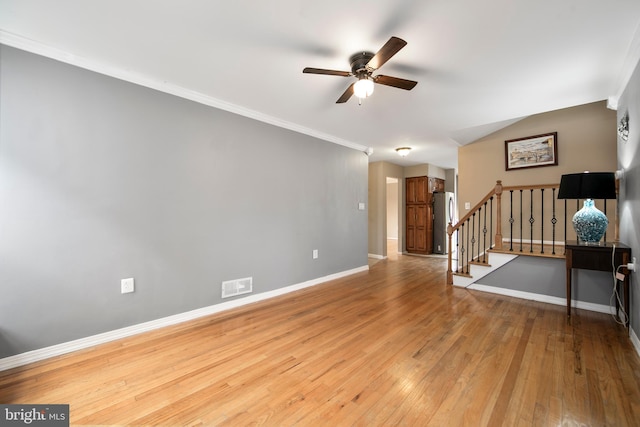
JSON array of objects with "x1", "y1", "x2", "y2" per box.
[{"x1": 303, "y1": 36, "x2": 418, "y2": 104}]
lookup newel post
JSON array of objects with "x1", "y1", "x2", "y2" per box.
[
  {"x1": 494, "y1": 180, "x2": 503, "y2": 250},
  {"x1": 446, "y1": 222, "x2": 453, "y2": 285}
]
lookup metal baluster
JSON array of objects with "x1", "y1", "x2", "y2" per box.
[
  {"x1": 459, "y1": 225, "x2": 464, "y2": 273},
  {"x1": 604, "y1": 199, "x2": 607, "y2": 242},
  {"x1": 551, "y1": 188, "x2": 557, "y2": 255},
  {"x1": 519, "y1": 190, "x2": 523, "y2": 252},
  {"x1": 465, "y1": 219, "x2": 470, "y2": 274},
  {"x1": 490, "y1": 197, "x2": 494, "y2": 250},
  {"x1": 477, "y1": 207, "x2": 483, "y2": 263},
  {"x1": 471, "y1": 213, "x2": 476, "y2": 264},
  {"x1": 576, "y1": 199, "x2": 580, "y2": 244},
  {"x1": 476, "y1": 207, "x2": 481, "y2": 263},
  {"x1": 540, "y1": 188, "x2": 544, "y2": 254},
  {"x1": 529, "y1": 189, "x2": 534, "y2": 253},
  {"x1": 455, "y1": 228, "x2": 460, "y2": 272},
  {"x1": 509, "y1": 190, "x2": 514, "y2": 251},
  {"x1": 482, "y1": 201, "x2": 488, "y2": 263}
]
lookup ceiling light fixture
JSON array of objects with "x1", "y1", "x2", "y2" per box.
[
  {"x1": 353, "y1": 75, "x2": 374, "y2": 99},
  {"x1": 396, "y1": 147, "x2": 411, "y2": 157}
]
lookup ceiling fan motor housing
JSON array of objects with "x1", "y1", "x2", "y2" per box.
[{"x1": 350, "y1": 52, "x2": 375, "y2": 77}]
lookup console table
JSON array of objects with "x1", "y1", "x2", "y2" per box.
[{"x1": 565, "y1": 240, "x2": 631, "y2": 327}]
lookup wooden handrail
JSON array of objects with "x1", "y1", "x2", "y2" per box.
[
  {"x1": 452, "y1": 181, "x2": 501, "y2": 229},
  {"x1": 501, "y1": 183, "x2": 560, "y2": 192}
]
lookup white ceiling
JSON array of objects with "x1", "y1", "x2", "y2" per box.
[{"x1": 1, "y1": 0, "x2": 640, "y2": 169}]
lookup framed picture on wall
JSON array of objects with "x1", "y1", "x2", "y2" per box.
[{"x1": 505, "y1": 132, "x2": 558, "y2": 171}]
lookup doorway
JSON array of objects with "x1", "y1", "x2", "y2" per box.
[{"x1": 386, "y1": 177, "x2": 400, "y2": 259}]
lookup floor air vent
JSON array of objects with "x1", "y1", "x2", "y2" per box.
[{"x1": 221, "y1": 277, "x2": 253, "y2": 298}]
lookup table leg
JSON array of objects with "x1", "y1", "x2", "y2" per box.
[
  {"x1": 623, "y1": 252, "x2": 630, "y2": 328},
  {"x1": 624, "y1": 275, "x2": 630, "y2": 328}
]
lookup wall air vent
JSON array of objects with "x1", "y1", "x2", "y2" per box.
[{"x1": 221, "y1": 277, "x2": 253, "y2": 299}]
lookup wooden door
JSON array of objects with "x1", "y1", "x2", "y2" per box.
[
  {"x1": 406, "y1": 201, "x2": 429, "y2": 253},
  {"x1": 406, "y1": 204, "x2": 417, "y2": 251},
  {"x1": 406, "y1": 177, "x2": 431, "y2": 254},
  {"x1": 415, "y1": 204, "x2": 428, "y2": 252}
]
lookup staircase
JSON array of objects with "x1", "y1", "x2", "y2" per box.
[{"x1": 447, "y1": 180, "x2": 618, "y2": 287}]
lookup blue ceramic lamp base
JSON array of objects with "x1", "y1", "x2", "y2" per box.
[{"x1": 572, "y1": 199, "x2": 609, "y2": 244}]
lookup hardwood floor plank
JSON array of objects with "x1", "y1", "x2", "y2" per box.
[{"x1": 1, "y1": 250, "x2": 640, "y2": 426}]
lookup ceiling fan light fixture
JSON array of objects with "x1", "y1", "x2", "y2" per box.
[
  {"x1": 353, "y1": 76, "x2": 374, "y2": 99},
  {"x1": 396, "y1": 147, "x2": 411, "y2": 157}
]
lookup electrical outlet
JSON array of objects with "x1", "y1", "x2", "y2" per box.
[
  {"x1": 121, "y1": 278, "x2": 135, "y2": 294},
  {"x1": 313, "y1": 249, "x2": 319, "y2": 259}
]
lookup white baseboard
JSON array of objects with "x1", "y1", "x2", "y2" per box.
[
  {"x1": 0, "y1": 265, "x2": 369, "y2": 372},
  {"x1": 368, "y1": 253, "x2": 386, "y2": 260},
  {"x1": 463, "y1": 283, "x2": 612, "y2": 314}
]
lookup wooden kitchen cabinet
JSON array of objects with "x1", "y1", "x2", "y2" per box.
[{"x1": 406, "y1": 176, "x2": 441, "y2": 254}]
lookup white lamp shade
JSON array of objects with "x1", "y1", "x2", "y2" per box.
[
  {"x1": 354, "y1": 78, "x2": 374, "y2": 98},
  {"x1": 396, "y1": 147, "x2": 411, "y2": 157}
]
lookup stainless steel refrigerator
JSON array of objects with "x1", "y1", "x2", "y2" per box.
[{"x1": 433, "y1": 191, "x2": 455, "y2": 254}]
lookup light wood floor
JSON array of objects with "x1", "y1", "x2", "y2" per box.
[{"x1": 2, "y1": 251, "x2": 640, "y2": 426}]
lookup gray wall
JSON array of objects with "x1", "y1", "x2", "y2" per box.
[
  {"x1": 617, "y1": 56, "x2": 640, "y2": 334},
  {"x1": 0, "y1": 46, "x2": 368, "y2": 358}
]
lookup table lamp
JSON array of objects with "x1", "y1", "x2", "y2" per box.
[{"x1": 557, "y1": 172, "x2": 617, "y2": 244}]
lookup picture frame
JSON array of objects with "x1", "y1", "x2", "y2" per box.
[{"x1": 505, "y1": 132, "x2": 558, "y2": 171}]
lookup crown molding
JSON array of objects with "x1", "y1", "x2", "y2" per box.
[{"x1": 0, "y1": 31, "x2": 371, "y2": 154}]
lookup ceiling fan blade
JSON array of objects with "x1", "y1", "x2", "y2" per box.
[
  {"x1": 366, "y1": 36, "x2": 407, "y2": 70},
  {"x1": 336, "y1": 83, "x2": 355, "y2": 103},
  {"x1": 374, "y1": 75, "x2": 418, "y2": 90},
  {"x1": 303, "y1": 67, "x2": 351, "y2": 77}
]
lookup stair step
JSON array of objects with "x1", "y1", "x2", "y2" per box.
[
  {"x1": 452, "y1": 271, "x2": 473, "y2": 278},
  {"x1": 470, "y1": 260, "x2": 492, "y2": 267},
  {"x1": 490, "y1": 243, "x2": 565, "y2": 259}
]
